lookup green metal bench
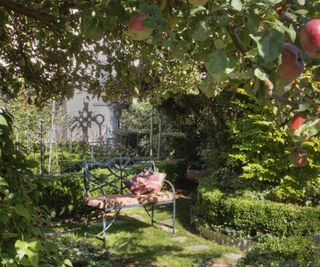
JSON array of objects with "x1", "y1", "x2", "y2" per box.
[{"x1": 83, "y1": 157, "x2": 176, "y2": 245}]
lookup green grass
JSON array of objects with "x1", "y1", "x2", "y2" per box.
[{"x1": 50, "y1": 197, "x2": 241, "y2": 266}]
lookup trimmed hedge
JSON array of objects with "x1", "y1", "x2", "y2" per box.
[
  {"x1": 239, "y1": 235, "x2": 320, "y2": 266},
  {"x1": 197, "y1": 176, "x2": 320, "y2": 239}
]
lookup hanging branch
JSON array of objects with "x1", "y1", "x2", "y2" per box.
[
  {"x1": 226, "y1": 25, "x2": 247, "y2": 54},
  {"x1": 0, "y1": 0, "x2": 56, "y2": 27}
]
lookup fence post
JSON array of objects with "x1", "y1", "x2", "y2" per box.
[
  {"x1": 40, "y1": 119, "x2": 44, "y2": 176},
  {"x1": 157, "y1": 117, "x2": 162, "y2": 160},
  {"x1": 150, "y1": 106, "x2": 154, "y2": 159}
]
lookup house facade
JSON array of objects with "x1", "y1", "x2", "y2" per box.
[{"x1": 63, "y1": 90, "x2": 118, "y2": 145}]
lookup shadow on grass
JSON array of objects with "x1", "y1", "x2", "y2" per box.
[
  {"x1": 53, "y1": 186, "x2": 228, "y2": 266},
  {"x1": 56, "y1": 222, "x2": 224, "y2": 267}
]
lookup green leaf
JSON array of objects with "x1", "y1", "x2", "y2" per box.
[
  {"x1": 0, "y1": 176, "x2": 8, "y2": 189},
  {"x1": 1, "y1": 232, "x2": 18, "y2": 238},
  {"x1": 254, "y1": 68, "x2": 268, "y2": 80},
  {"x1": 205, "y1": 51, "x2": 228, "y2": 75},
  {"x1": 15, "y1": 240, "x2": 29, "y2": 260},
  {"x1": 28, "y1": 240, "x2": 41, "y2": 251},
  {"x1": 26, "y1": 249, "x2": 39, "y2": 267},
  {"x1": 214, "y1": 39, "x2": 225, "y2": 49},
  {"x1": 247, "y1": 14, "x2": 260, "y2": 33},
  {"x1": 0, "y1": 114, "x2": 8, "y2": 127},
  {"x1": 295, "y1": 9, "x2": 308, "y2": 15},
  {"x1": 190, "y1": 6, "x2": 207, "y2": 16},
  {"x1": 297, "y1": 0, "x2": 305, "y2": 5},
  {"x1": 218, "y1": 15, "x2": 229, "y2": 27},
  {"x1": 193, "y1": 21, "x2": 211, "y2": 41},
  {"x1": 231, "y1": 0, "x2": 243, "y2": 11},
  {"x1": 250, "y1": 30, "x2": 284, "y2": 63},
  {"x1": 63, "y1": 259, "x2": 73, "y2": 266},
  {"x1": 0, "y1": 7, "x2": 8, "y2": 26},
  {"x1": 245, "y1": 47, "x2": 259, "y2": 59},
  {"x1": 199, "y1": 76, "x2": 219, "y2": 98},
  {"x1": 229, "y1": 71, "x2": 254, "y2": 80},
  {"x1": 14, "y1": 205, "x2": 31, "y2": 221}
]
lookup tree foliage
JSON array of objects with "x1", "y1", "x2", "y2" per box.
[
  {"x1": 1, "y1": 0, "x2": 320, "y2": 139},
  {"x1": 0, "y1": 108, "x2": 69, "y2": 266}
]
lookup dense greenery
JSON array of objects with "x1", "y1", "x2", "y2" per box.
[
  {"x1": 1, "y1": 0, "x2": 320, "y2": 265},
  {"x1": 1, "y1": 0, "x2": 320, "y2": 141},
  {"x1": 0, "y1": 109, "x2": 70, "y2": 266},
  {"x1": 199, "y1": 89, "x2": 320, "y2": 205},
  {"x1": 197, "y1": 183, "x2": 320, "y2": 239},
  {"x1": 156, "y1": 159, "x2": 187, "y2": 186},
  {"x1": 35, "y1": 173, "x2": 84, "y2": 218},
  {"x1": 239, "y1": 235, "x2": 320, "y2": 266}
]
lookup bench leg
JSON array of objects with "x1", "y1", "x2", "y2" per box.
[
  {"x1": 173, "y1": 197, "x2": 176, "y2": 235},
  {"x1": 151, "y1": 204, "x2": 155, "y2": 225},
  {"x1": 102, "y1": 213, "x2": 107, "y2": 247}
]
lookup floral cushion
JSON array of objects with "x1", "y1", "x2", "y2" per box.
[{"x1": 123, "y1": 171, "x2": 166, "y2": 195}]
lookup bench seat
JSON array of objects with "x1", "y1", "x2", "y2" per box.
[{"x1": 84, "y1": 191, "x2": 174, "y2": 210}]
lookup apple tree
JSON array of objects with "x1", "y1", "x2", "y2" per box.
[{"x1": 1, "y1": 0, "x2": 320, "y2": 163}]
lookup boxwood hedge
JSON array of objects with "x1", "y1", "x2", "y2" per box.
[
  {"x1": 197, "y1": 176, "x2": 320, "y2": 239},
  {"x1": 238, "y1": 235, "x2": 320, "y2": 266}
]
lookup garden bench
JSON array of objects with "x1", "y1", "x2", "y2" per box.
[{"x1": 83, "y1": 157, "x2": 176, "y2": 245}]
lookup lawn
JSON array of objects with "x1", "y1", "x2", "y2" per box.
[{"x1": 50, "y1": 196, "x2": 242, "y2": 267}]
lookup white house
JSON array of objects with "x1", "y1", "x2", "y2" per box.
[{"x1": 62, "y1": 89, "x2": 118, "y2": 145}]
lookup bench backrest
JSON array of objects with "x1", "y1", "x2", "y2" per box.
[{"x1": 83, "y1": 157, "x2": 155, "y2": 196}]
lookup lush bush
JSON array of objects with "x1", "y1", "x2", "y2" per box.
[
  {"x1": 156, "y1": 159, "x2": 187, "y2": 187},
  {"x1": 34, "y1": 173, "x2": 85, "y2": 218},
  {"x1": 239, "y1": 235, "x2": 320, "y2": 266},
  {"x1": 0, "y1": 110, "x2": 68, "y2": 266},
  {"x1": 197, "y1": 177, "x2": 320, "y2": 239},
  {"x1": 200, "y1": 90, "x2": 320, "y2": 205},
  {"x1": 227, "y1": 105, "x2": 320, "y2": 205}
]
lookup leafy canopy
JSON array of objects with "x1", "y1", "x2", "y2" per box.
[{"x1": 0, "y1": 0, "x2": 320, "y2": 139}]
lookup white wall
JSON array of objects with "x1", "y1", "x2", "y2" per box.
[{"x1": 65, "y1": 90, "x2": 118, "y2": 144}]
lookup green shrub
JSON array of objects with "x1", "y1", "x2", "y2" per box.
[
  {"x1": 197, "y1": 177, "x2": 320, "y2": 239},
  {"x1": 34, "y1": 173, "x2": 85, "y2": 218},
  {"x1": 0, "y1": 110, "x2": 67, "y2": 266},
  {"x1": 156, "y1": 159, "x2": 187, "y2": 187},
  {"x1": 227, "y1": 105, "x2": 320, "y2": 205},
  {"x1": 239, "y1": 235, "x2": 320, "y2": 266}
]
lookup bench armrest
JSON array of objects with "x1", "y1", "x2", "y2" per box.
[{"x1": 163, "y1": 179, "x2": 175, "y2": 196}]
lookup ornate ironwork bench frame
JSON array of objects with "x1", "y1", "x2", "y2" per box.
[{"x1": 83, "y1": 157, "x2": 176, "y2": 246}]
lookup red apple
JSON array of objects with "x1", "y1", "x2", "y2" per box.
[
  {"x1": 289, "y1": 149, "x2": 308, "y2": 167},
  {"x1": 290, "y1": 113, "x2": 306, "y2": 132},
  {"x1": 300, "y1": 19, "x2": 320, "y2": 58},
  {"x1": 277, "y1": 43, "x2": 304, "y2": 82},
  {"x1": 276, "y1": 6, "x2": 283, "y2": 14},
  {"x1": 188, "y1": 0, "x2": 208, "y2": 5},
  {"x1": 128, "y1": 14, "x2": 153, "y2": 41}
]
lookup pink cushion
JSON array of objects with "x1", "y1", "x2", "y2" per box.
[{"x1": 123, "y1": 171, "x2": 166, "y2": 195}]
